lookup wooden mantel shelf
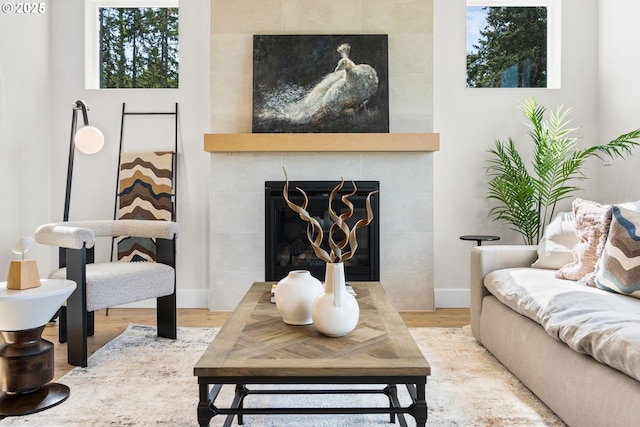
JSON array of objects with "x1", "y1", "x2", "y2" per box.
[{"x1": 204, "y1": 133, "x2": 439, "y2": 153}]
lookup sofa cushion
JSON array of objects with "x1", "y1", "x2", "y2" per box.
[
  {"x1": 532, "y1": 211, "x2": 576, "y2": 269},
  {"x1": 484, "y1": 267, "x2": 640, "y2": 382},
  {"x1": 556, "y1": 199, "x2": 611, "y2": 282},
  {"x1": 595, "y1": 206, "x2": 640, "y2": 299}
]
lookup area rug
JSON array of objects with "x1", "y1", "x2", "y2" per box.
[{"x1": 0, "y1": 325, "x2": 565, "y2": 426}]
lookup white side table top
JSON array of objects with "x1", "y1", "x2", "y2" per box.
[{"x1": 0, "y1": 279, "x2": 76, "y2": 331}]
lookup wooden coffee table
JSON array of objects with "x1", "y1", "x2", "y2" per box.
[{"x1": 194, "y1": 282, "x2": 430, "y2": 426}]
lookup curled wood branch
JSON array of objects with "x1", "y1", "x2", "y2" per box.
[
  {"x1": 282, "y1": 168, "x2": 378, "y2": 264},
  {"x1": 283, "y1": 169, "x2": 333, "y2": 262}
]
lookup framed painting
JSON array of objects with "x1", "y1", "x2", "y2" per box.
[{"x1": 252, "y1": 34, "x2": 389, "y2": 133}]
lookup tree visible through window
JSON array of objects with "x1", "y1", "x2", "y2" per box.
[
  {"x1": 467, "y1": 6, "x2": 547, "y2": 88},
  {"x1": 99, "y1": 7, "x2": 179, "y2": 89}
]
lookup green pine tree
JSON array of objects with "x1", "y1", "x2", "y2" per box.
[{"x1": 467, "y1": 7, "x2": 547, "y2": 88}]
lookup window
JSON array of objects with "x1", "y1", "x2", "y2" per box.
[
  {"x1": 466, "y1": 0, "x2": 560, "y2": 88},
  {"x1": 85, "y1": 0, "x2": 179, "y2": 89}
]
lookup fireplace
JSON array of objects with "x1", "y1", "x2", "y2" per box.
[{"x1": 265, "y1": 180, "x2": 380, "y2": 282}]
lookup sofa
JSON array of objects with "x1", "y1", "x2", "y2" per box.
[{"x1": 470, "y1": 200, "x2": 640, "y2": 427}]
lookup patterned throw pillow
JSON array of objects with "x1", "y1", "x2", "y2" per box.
[
  {"x1": 556, "y1": 199, "x2": 612, "y2": 282},
  {"x1": 595, "y1": 206, "x2": 640, "y2": 299}
]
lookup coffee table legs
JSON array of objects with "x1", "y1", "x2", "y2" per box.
[
  {"x1": 197, "y1": 378, "x2": 428, "y2": 426},
  {"x1": 233, "y1": 384, "x2": 247, "y2": 425},
  {"x1": 412, "y1": 380, "x2": 428, "y2": 426}
]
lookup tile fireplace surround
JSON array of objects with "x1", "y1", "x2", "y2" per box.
[{"x1": 206, "y1": 134, "x2": 438, "y2": 312}]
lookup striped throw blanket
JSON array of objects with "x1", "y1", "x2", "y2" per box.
[{"x1": 117, "y1": 151, "x2": 174, "y2": 262}]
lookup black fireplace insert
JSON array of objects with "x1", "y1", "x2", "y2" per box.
[{"x1": 265, "y1": 180, "x2": 380, "y2": 282}]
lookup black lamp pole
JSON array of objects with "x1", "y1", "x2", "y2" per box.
[
  {"x1": 60, "y1": 100, "x2": 93, "y2": 269},
  {"x1": 63, "y1": 100, "x2": 91, "y2": 222}
]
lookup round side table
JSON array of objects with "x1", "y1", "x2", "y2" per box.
[
  {"x1": 460, "y1": 235, "x2": 501, "y2": 246},
  {"x1": 0, "y1": 279, "x2": 76, "y2": 417}
]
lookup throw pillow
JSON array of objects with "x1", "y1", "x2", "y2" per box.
[
  {"x1": 532, "y1": 212, "x2": 577, "y2": 269},
  {"x1": 594, "y1": 206, "x2": 640, "y2": 299},
  {"x1": 556, "y1": 198, "x2": 612, "y2": 282},
  {"x1": 580, "y1": 199, "x2": 640, "y2": 286}
]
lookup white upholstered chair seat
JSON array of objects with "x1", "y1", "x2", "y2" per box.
[
  {"x1": 35, "y1": 219, "x2": 179, "y2": 367},
  {"x1": 49, "y1": 262, "x2": 175, "y2": 312}
]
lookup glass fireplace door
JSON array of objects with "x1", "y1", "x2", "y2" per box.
[{"x1": 265, "y1": 181, "x2": 380, "y2": 282}]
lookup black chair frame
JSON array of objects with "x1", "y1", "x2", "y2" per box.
[{"x1": 57, "y1": 238, "x2": 177, "y2": 367}]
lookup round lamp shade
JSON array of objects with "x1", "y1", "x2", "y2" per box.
[{"x1": 74, "y1": 125, "x2": 105, "y2": 154}]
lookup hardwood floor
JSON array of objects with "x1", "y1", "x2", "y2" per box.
[{"x1": 44, "y1": 307, "x2": 470, "y2": 381}]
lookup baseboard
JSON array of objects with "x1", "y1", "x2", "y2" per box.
[
  {"x1": 118, "y1": 289, "x2": 469, "y2": 310},
  {"x1": 434, "y1": 289, "x2": 470, "y2": 309},
  {"x1": 115, "y1": 289, "x2": 209, "y2": 309}
]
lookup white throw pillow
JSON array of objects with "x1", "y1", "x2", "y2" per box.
[{"x1": 532, "y1": 211, "x2": 577, "y2": 269}]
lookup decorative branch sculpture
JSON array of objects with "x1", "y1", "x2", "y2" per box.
[{"x1": 282, "y1": 168, "x2": 379, "y2": 263}]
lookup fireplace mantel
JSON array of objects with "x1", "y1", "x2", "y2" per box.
[{"x1": 204, "y1": 133, "x2": 439, "y2": 152}]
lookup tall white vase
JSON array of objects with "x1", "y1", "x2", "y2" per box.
[
  {"x1": 274, "y1": 270, "x2": 323, "y2": 325},
  {"x1": 311, "y1": 262, "x2": 359, "y2": 337}
]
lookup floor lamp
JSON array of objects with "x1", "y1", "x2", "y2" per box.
[
  {"x1": 59, "y1": 100, "x2": 104, "y2": 270},
  {"x1": 56, "y1": 100, "x2": 104, "y2": 332},
  {"x1": 63, "y1": 100, "x2": 105, "y2": 222}
]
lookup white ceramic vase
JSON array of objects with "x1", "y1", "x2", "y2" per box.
[
  {"x1": 311, "y1": 262, "x2": 359, "y2": 337},
  {"x1": 274, "y1": 270, "x2": 324, "y2": 325}
]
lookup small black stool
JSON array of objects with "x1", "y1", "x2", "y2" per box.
[{"x1": 460, "y1": 235, "x2": 500, "y2": 246}]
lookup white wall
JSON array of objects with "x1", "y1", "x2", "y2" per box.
[
  {"x1": 43, "y1": 0, "x2": 210, "y2": 307},
  {"x1": 433, "y1": 0, "x2": 603, "y2": 307},
  {"x1": 0, "y1": 1, "x2": 52, "y2": 279},
  {"x1": 598, "y1": 0, "x2": 640, "y2": 203}
]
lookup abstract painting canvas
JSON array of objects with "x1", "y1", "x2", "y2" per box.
[{"x1": 252, "y1": 34, "x2": 389, "y2": 133}]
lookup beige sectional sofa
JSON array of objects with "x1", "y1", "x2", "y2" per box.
[{"x1": 470, "y1": 244, "x2": 640, "y2": 427}]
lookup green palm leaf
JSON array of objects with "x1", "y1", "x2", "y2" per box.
[
  {"x1": 487, "y1": 138, "x2": 539, "y2": 244},
  {"x1": 486, "y1": 98, "x2": 640, "y2": 244}
]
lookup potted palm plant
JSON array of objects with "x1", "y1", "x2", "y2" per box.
[{"x1": 486, "y1": 97, "x2": 640, "y2": 245}]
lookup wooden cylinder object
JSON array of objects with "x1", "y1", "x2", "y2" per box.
[{"x1": 6, "y1": 260, "x2": 41, "y2": 290}]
